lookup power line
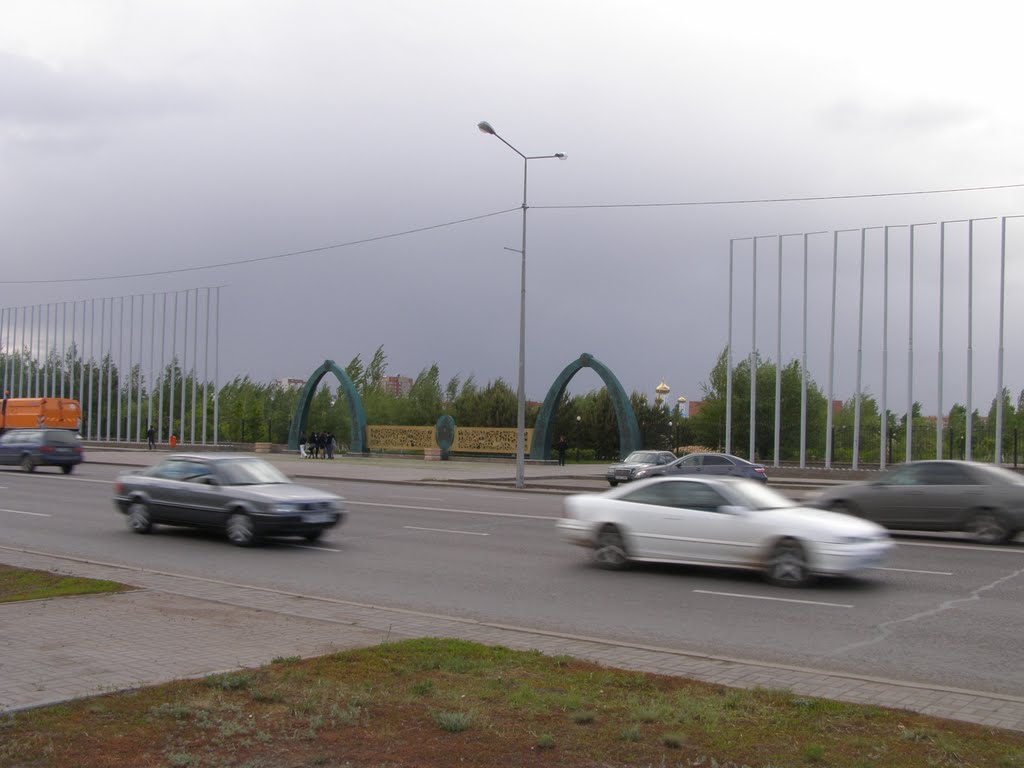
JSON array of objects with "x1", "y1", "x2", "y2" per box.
[
  {"x1": 0, "y1": 207, "x2": 520, "y2": 285},
  {"x1": 2, "y1": 182, "x2": 1022, "y2": 285},
  {"x1": 534, "y1": 182, "x2": 1024, "y2": 209}
]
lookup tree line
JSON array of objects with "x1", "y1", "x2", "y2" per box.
[{"x1": 2, "y1": 343, "x2": 1021, "y2": 462}]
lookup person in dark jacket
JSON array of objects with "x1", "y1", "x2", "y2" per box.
[{"x1": 556, "y1": 435, "x2": 569, "y2": 466}]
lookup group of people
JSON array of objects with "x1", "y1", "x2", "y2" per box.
[{"x1": 299, "y1": 431, "x2": 337, "y2": 459}]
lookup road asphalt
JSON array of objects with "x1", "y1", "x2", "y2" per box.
[{"x1": 2, "y1": 447, "x2": 1022, "y2": 734}]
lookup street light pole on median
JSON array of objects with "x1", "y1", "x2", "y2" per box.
[{"x1": 478, "y1": 120, "x2": 566, "y2": 489}]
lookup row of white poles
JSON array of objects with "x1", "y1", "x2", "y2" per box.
[
  {"x1": 0, "y1": 287, "x2": 221, "y2": 445},
  {"x1": 725, "y1": 215, "x2": 1019, "y2": 468}
]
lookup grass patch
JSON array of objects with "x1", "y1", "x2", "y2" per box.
[
  {"x1": 0, "y1": 564, "x2": 129, "y2": 603},
  {"x1": 0, "y1": 637, "x2": 1021, "y2": 767}
]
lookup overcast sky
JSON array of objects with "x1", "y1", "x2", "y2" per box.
[{"x1": 1, "y1": 1, "x2": 1023, "y2": 416}]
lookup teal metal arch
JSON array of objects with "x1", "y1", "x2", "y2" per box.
[
  {"x1": 288, "y1": 360, "x2": 368, "y2": 454},
  {"x1": 529, "y1": 353, "x2": 641, "y2": 461}
]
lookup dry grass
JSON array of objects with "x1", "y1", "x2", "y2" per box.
[{"x1": 2, "y1": 638, "x2": 1022, "y2": 767}]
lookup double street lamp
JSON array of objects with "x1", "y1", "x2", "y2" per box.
[{"x1": 478, "y1": 120, "x2": 567, "y2": 489}]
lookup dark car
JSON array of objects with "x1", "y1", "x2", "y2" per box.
[
  {"x1": 0, "y1": 428, "x2": 84, "y2": 473},
  {"x1": 813, "y1": 460, "x2": 1024, "y2": 544},
  {"x1": 113, "y1": 454, "x2": 345, "y2": 546},
  {"x1": 605, "y1": 450, "x2": 677, "y2": 486},
  {"x1": 631, "y1": 452, "x2": 768, "y2": 483}
]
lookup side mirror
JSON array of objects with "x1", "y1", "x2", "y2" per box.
[
  {"x1": 197, "y1": 475, "x2": 219, "y2": 486},
  {"x1": 718, "y1": 505, "x2": 748, "y2": 516}
]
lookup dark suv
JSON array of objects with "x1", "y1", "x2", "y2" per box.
[{"x1": 0, "y1": 429, "x2": 84, "y2": 473}]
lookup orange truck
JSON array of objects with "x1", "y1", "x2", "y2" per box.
[{"x1": 0, "y1": 398, "x2": 82, "y2": 433}]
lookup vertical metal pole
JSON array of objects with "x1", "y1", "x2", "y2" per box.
[
  {"x1": 726, "y1": 240, "x2": 734, "y2": 455},
  {"x1": 906, "y1": 226, "x2": 916, "y2": 463},
  {"x1": 937, "y1": 222, "x2": 945, "y2": 459},
  {"x1": 180, "y1": 289, "x2": 188, "y2": 445},
  {"x1": 69, "y1": 302, "x2": 76, "y2": 400},
  {"x1": 203, "y1": 287, "x2": 210, "y2": 444},
  {"x1": 20, "y1": 305, "x2": 27, "y2": 396},
  {"x1": 191, "y1": 288, "x2": 198, "y2": 444},
  {"x1": 43, "y1": 303, "x2": 50, "y2": 397},
  {"x1": 128, "y1": 295, "x2": 135, "y2": 441},
  {"x1": 749, "y1": 237, "x2": 757, "y2": 462},
  {"x1": 116, "y1": 297, "x2": 124, "y2": 442},
  {"x1": 826, "y1": 231, "x2": 838, "y2": 469},
  {"x1": 967, "y1": 220, "x2": 974, "y2": 461},
  {"x1": 34, "y1": 305, "x2": 41, "y2": 396},
  {"x1": 88, "y1": 300, "x2": 96, "y2": 439},
  {"x1": 77, "y1": 301, "x2": 85, "y2": 427},
  {"x1": 159, "y1": 293, "x2": 166, "y2": 442},
  {"x1": 881, "y1": 227, "x2": 889, "y2": 469},
  {"x1": 60, "y1": 302, "x2": 67, "y2": 397},
  {"x1": 170, "y1": 292, "x2": 178, "y2": 444},
  {"x1": 214, "y1": 287, "x2": 220, "y2": 446},
  {"x1": 800, "y1": 234, "x2": 808, "y2": 468},
  {"x1": 1, "y1": 307, "x2": 7, "y2": 395},
  {"x1": 995, "y1": 216, "x2": 1007, "y2": 464},
  {"x1": 515, "y1": 158, "x2": 528, "y2": 488},
  {"x1": 149, "y1": 293, "x2": 155, "y2": 439},
  {"x1": 854, "y1": 228, "x2": 866, "y2": 469},
  {"x1": 774, "y1": 235, "x2": 782, "y2": 468},
  {"x1": 136, "y1": 295, "x2": 144, "y2": 442},
  {"x1": 102, "y1": 298, "x2": 110, "y2": 440}
]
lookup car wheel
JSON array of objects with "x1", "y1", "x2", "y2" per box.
[
  {"x1": 127, "y1": 501, "x2": 153, "y2": 534},
  {"x1": 766, "y1": 538, "x2": 812, "y2": 587},
  {"x1": 61, "y1": 465, "x2": 73, "y2": 475},
  {"x1": 20, "y1": 455, "x2": 35, "y2": 473},
  {"x1": 594, "y1": 525, "x2": 630, "y2": 570},
  {"x1": 829, "y1": 500, "x2": 857, "y2": 516},
  {"x1": 303, "y1": 529, "x2": 324, "y2": 542},
  {"x1": 608, "y1": 479, "x2": 619, "y2": 487},
  {"x1": 226, "y1": 512, "x2": 259, "y2": 547},
  {"x1": 965, "y1": 509, "x2": 1012, "y2": 545}
]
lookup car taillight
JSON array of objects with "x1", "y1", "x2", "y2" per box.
[
  {"x1": 754, "y1": 467, "x2": 766, "y2": 473},
  {"x1": 74, "y1": 447, "x2": 83, "y2": 454},
  {"x1": 113, "y1": 481, "x2": 123, "y2": 494},
  {"x1": 40, "y1": 445, "x2": 54, "y2": 454}
]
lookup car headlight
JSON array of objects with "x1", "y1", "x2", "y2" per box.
[
  {"x1": 633, "y1": 469, "x2": 649, "y2": 478},
  {"x1": 828, "y1": 535, "x2": 877, "y2": 545},
  {"x1": 273, "y1": 503, "x2": 300, "y2": 514}
]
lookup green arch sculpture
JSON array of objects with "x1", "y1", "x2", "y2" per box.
[
  {"x1": 529, "y1": 352, "x2": 641, "y2": 461},
  {"x1": 288, "y1": 359, "x2": 368, "y2": 453}
]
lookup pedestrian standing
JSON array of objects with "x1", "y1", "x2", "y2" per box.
[
  {"x1": 146, "y1": 425, "x2": 156, "y2": 450},
  {"x1": 299, "y1": 432, "x2": 308, "y2": 458},
  {"x1": 557, "y1": 435, "x2": 569, "y2": 466}
]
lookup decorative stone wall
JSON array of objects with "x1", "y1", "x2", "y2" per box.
[
  {"x1": 366, "y1": 426, "x2": 435, "y2": 451},
  {"x1": 364, "y1": 424, "x2": 533, "y2": 455}
]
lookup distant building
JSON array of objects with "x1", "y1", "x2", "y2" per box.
[
  {"x1": 277, "y1": 378, "x2": 306, "y2": 391},
  {"x1": 383, "y1": 376, "x2": 414, "y2": 398},
  {"x1": 685, "y1": 400, "x2": 702, "y2": 418}
]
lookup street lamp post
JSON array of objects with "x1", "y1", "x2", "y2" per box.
[
  {"x1": 478, "y1": 120, "x2": 566, "y2": 489},
  {"x1": 575, "y1": 414, "x2": 581, "y2": 463}
]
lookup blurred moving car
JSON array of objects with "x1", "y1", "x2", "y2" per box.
[
  {"x1": 113, "y1": 454, "x2": 345, "y2": 546},
  {"x1": 0, "y1": 428, "x2": 84, "y2": 473},
  {"x1": 558, "y1": 475, "x2": 891, "y2": 586},
  {"x1": 633, "y1": 452, "x2": 768, "y2": 483},
  {"x1": 605, "y1": 450, "x2": 677, "y2": 486},
  {"x1": 813, "y1": 460, "x2": 1024, "y2": 544}
]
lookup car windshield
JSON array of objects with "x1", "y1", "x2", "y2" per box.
[
  {"x1": 726, "y1": 480, "x2": 796, "y2": 510},
  {"x1": 216, "y1": 459, "x2": 291, "y2": 486},
  {"x1": 624, "y1": 452, "x2": 659, "y2": 464}
]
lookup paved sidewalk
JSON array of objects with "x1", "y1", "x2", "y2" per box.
[{"x1": 3, "y1": 547, "x2": 1023, "y2": 732}]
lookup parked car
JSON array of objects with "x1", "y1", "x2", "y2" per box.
[
  {"x1": 113, "y1": 454, "x2": 345, "y2": 546},
  {"x1": 605, "y1": 450, "x2": 677, "y2": 486},
  {"x1": 633, "y1": 452, "x2": 768, "y2": 483},
  {"x1": 558, "y1": 475, "x2": 891, "y2": 586},
  {"x1": 812, "y1": 460, "x2": 1024, "y2": 544},
  {"x1": 0, "y1": 428, "x2": 84, "y2": 473}
]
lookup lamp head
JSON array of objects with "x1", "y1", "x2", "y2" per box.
[
  {"x1": 477, "y1": 121, "x2": 496, "y2": 136},
  {"x1": 555, "y1": 153, "x2": 567, "y2": 160}
]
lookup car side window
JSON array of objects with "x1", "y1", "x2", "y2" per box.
[
  {"x1": 887, "y1": 465, "x2": 928, "y2": 485},
  {"x1": 678, "y1": 455, "x2": 700, "y2": 467},
  {"x1": 665, "y1": 483, "x2": 728, "y2": 511},
  {"x1": 702, "y1": 455, "x2": 731, "y2": 466},
  {"x1": 149, "y1": 460, "x2": 195, "y2": 481},
  {"x1": 920, "y1": 464, "x2": 974, "y2": 485}
]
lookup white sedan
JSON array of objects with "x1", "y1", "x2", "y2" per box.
[{"x1": 557, "y1": 476, "x2": 892, "y2": 587}]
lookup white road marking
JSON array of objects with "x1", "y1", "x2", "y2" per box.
[
  {"x1": 0, "y1": 507, "x2": 51, "y2": 517},
  {"x1": 348, "y1": 499, "x2": 557, "y2": 521},
  {"x1": 391, "y1": 495, "x2": 444, "y2": 502},
  {"x1": 870, "y1": 566, "x2": 953, "y2": 575},
  {"x1": 286, "y1": 544, "x2": 343, "y2": 552},
  {"x1": 897, "y1": 540, "x2": 1024, "y2": 554},
  {"x1": 693, "y1": 590, "x2": 853, "y2": 608},
  {"x1": 404, "y1": 526, "x2": 490, "y2": 536},
  {"x1": 0, "y1": 474, "x2": 109, "y2": 484}
]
